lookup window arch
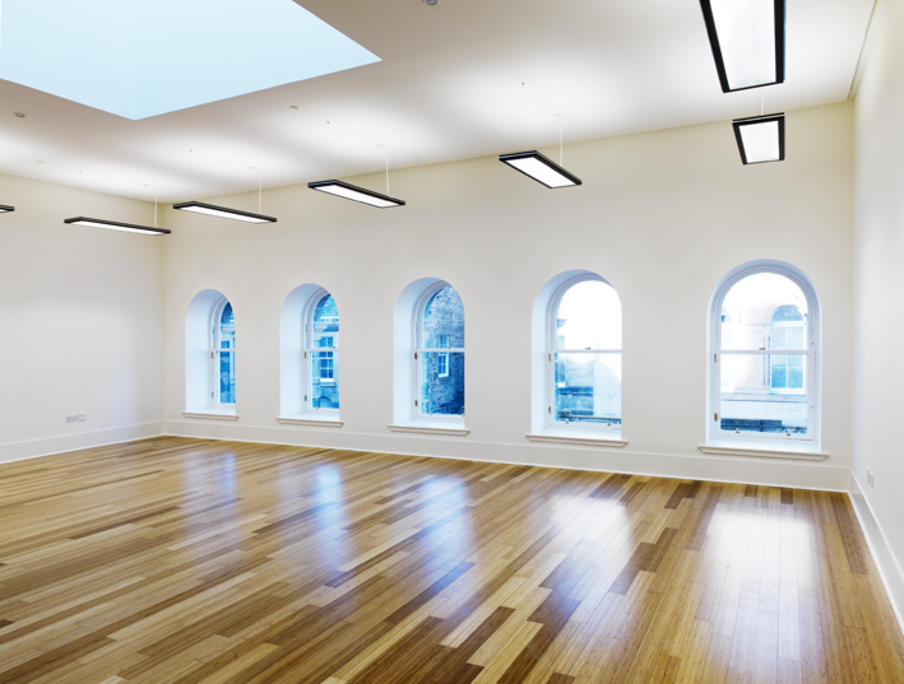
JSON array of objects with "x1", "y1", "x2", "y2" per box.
[
  {"x1": 708, "y1": 260, "x2": 820, "y2": 446},
  {"x1": 532, "y1": 271, "x2": 622, "y2": 435},
  {"x1": 393, "y1": 278, "x2": 465, "y2": 426},
  {"x1": 279, "y1": 284, "x2": 340, "y2": 420},
  {"x1": 185, "y1": 289, "x2": 236, "y2": 414}
]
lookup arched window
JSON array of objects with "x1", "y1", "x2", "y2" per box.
[
  {"x1": 306, "y1": 292, "x2": 339, "y2": 411},
  {"x1": 708, "y1": 261, "x2": 819, "y2": 446},
  {"x1": 534, "y1": 273, "x2": 622, "y2": 434},
  {"x1": 393, "y1": 278, "x2": 465, "y2": 428},
  {"x1": 185, "y1": 290, "x2": 236, "y2": 415},
  {"x1": 417, "y1": 284, "x2": 465, "y2": 417},
  {"x1": 212, "y1": 299, "x2": 235, "y2": 407},
  {"x1": 279, "y1": 285, "x2": 340, "y2": 422}
]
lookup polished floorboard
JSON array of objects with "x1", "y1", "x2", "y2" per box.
[{"x1": 0, "y1": 437, "x2": 902, "y2": 683}]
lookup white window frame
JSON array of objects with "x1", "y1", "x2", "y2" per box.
[
  {"x1": 412, "y1": 281, "x2": 465, "y2": 424},
  {"x1": 544, "y1": 273, "x2": 622, "y2": 436},
  {"x1": 707, "y1": 260, "x2": 820, "y2": 448},
  {"x1": 302, "y1": 289, "x2": 340, "y2": 418},
  {"x1": 436, "y1": 334, "x2": 450, "y2": 378},
  {"x1": 209, "y1": 296, "x2": 235, "y2": 410},
  {"x1": 318, "y1": 338, "x2": 336, "y2": 382}
]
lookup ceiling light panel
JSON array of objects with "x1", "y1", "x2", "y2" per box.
[
  {"x1": 172, "y1": 201, "x2": 277, "y2": 223},
  {"x1": 700, "y1": 0, "x2": 785, "y2": 92},
  {"x1": 308, "y1": 180, "x2": 405, "y2": 208},
  {"x1": 498, "y1": 151, "x2": 582, "y2": 188},
  {"x1": 732, "y1": 113, "x2": 785, "y2": 164},
  {"x1": 64, "y1": 216, "x2": 171, "y2": 235}
]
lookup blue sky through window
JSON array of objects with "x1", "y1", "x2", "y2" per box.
[{"x1": 0, "y1": 0, "x2": 380, "y2": 119}]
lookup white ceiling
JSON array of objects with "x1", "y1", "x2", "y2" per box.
[{"x1": 0, "y1": 0, "x2": 874, "y2": 202}]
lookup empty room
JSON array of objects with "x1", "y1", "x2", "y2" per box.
[{"x1": 1, "y1": 0, "x2": 903, "y2": 681}]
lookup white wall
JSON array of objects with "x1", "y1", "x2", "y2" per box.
[
  {"x1": 852, "y1": 0, "x2": 904, "y2": 627},
  {"x1": 162, "y1": 102, "x2": 854, "y2": 490},
  {"x1": 0, "y1": 174, "x2": 165, "y2": 461}
]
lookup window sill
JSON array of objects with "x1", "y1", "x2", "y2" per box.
[
  {"x1": 183, "y1": 410, "x2": 238, "y2": 422},
  {"x1": 388, "y1": 423, "x2": 470, "y2": 437},
  {"x1": 526, "y1": 433, "x2": 628, "y2": 448},
  {"x1": 277, "y1": 416, "x2": 343, "y2": 428},
  {"x1": 697, "y1": 443, "x2": 828, "y2": 461}
]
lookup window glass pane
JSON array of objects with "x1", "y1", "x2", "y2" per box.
[
  {"x1": 720, "y1": 353, "x2": 807, "y2": 434},
  {"x1": 420, "y1": 351, "x2": 464, "y2": 415},
  {"x1": 219, "y1": 350, "x2": 235, "y2": 404},
  {"x1": 311, "y1": 351, "x2": 339, "y2": 409},
  {"x1": 312, "y1": 295, "x2": 339, "y2": 348},
  {"x1": 422, "y1": 287, "x2": 464, "y2": 348},
  {"x1": 554, "y1": 280, "x2": 621, "y2": 350},
  {"x1": 770, "y1": 353, "x2": 804, "y2": 391},
  {"x1": 554, "y1": 353, "x2": 621, "y2": 425},
  {"x1": 721, "y1": 273, "x2": 807, "y2": 351},
  {"x1": 219, "y1": 302, "x2": 235, "y2": 350}
]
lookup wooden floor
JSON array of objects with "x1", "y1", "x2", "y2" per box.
[{"x1": 0, "y1": 438, "x2": 902, "y2": 683}]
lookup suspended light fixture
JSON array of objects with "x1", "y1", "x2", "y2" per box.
[
  {"x1": 500, "y1": 108, "x2": 581, "y2": 189},
  {"x1": 64, "y1": 217, "x2": 171, "y2": 235},
  {"x1": 66, "y1": 187, "x2": 171, "y2": 234},
  {"x1": 0, "y1": 205, "x2": 14, "y2": 213},
  {"x1": 733, "y1": 113, "x2": 785, "y2": 164},
  {"x1": 172, "y1": 200, "x2": 276, "y2": 223},
  {"x1": 307, "y1": 179, "x2": 405, "y2": 208},
  {"x1": 699, "y1": 0, "x2": 785, "y2": 92},
  {"x1": 498, "y1": 150, "x2": 581, "y2": 188},
  {"x1": 308, "y1": 144, "x2": 405, "y2": 208}
]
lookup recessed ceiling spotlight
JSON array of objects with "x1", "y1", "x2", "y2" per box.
[
  {"x1": 423, "y1": 0, "x2": 439, "y2": 6},
  {"x1": 13, "y1": 112, "x2": 26, "y2": 118}
]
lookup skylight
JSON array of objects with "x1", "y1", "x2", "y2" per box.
[{"x1": 0, "y1": 0, "x2": 380, "y2": 120}]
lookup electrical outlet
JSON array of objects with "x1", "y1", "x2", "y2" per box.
[
  {"x1": 65, "y1": 413, "x2": 87, "y2": 424},
  {"x1": 867, "y1": 468, "x2": 875, "y2": 488}
]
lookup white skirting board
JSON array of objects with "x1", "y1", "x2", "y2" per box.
[
  {"x1": 163, "y1": 419, "x2": 851, "y2": 492},
  {"x1": 0, "y1": 421, "x2": 165, "y2": 464},
  {"x1": 849, "y1": 475, "x2": 904, "y2": 637}
]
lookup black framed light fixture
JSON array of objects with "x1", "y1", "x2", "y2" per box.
[
  {"x1": 0, "y1": 205, "x2": 14, "y2": 213},
  {"x1": 64, "y1": 216, "x2": 171, "y2": 235},
  {"x1": 699, "y1": 0, "x2": 785, "y2": 93},
  {"x1": 172, "y1": 200, "x2": 277, "y2": 223},
  {"x1": 732, "y1": 113, "x2": 785, "y2": 164},
  {"x1": 498, "y1": 150, "x2": 582, "y2": 189},
  {"x1": 307, "y1": 179, "x2": 405, "y2": 208}
]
